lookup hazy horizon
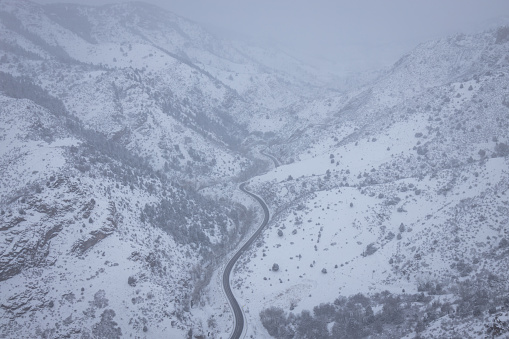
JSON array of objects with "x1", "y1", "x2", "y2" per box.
[{"x1": 31, "y1": 0, "x2": 509, "y2": 72}]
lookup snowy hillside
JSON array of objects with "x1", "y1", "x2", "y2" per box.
[
  {"x1": 1, "y1": 0, "x2": 509, "y2": 338},
  {"x1": 234, "y1": 26, "x2": 509, "y2": 338},
  {"x1": 0, "y1": 0, "x2": 296, "y2": 337},
  {"x1": 0, "y1": 70, "x2": 260, "y2": 337}
]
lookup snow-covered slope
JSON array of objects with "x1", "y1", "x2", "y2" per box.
[
  {"x1": 0, "y1": 0, "x2": 304, "y2": 336},
  {"x1": 2, "y1": 0, "x2": 509, "y2": 338},
  {"x1": 0, "y1": 72, "x2": 259, "y2": 337},
  {"x1": 234, "y1": 27, "x2": 509, "y2": 338}
]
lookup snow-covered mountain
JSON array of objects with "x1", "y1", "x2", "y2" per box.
[
  {"x1": 0, "y1": 0, "x2": 309, "y2": 337},
  {"x1": 235, "y1": 27, "x2": 509, "y2": 338},
  {"x1": 1, "y1": 0, "x2": 509, "y2": 338}
]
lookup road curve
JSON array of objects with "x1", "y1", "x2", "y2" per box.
[
  {"x1": 223, "y1": 182, "x2": 270, "y2": 339},
  {"x1": 260, "y1": 150, "x2": 280, "y2": 168}
]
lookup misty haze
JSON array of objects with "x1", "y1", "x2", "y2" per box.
[{"x1": 1, "y1": 0, "x2": 509, "y2": 338}]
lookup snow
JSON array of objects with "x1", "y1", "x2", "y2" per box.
[{"x1": 2, "y1": 1, "x2": 509, "y2": 338}]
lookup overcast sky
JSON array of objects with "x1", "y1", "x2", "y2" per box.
[{"x1": 32, "y1": 0, "x2": 509, "y2": 72}]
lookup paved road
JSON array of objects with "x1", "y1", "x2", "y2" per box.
[
  {"x1": 260, "y1": 150, "x2": 280, "y2": 168},
  {"x1": 222, "y1": 182, "x2": 270, "y2": 339}
]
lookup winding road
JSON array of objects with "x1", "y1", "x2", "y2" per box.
[
  {"x1": 222, "y1": 182, "x2": 270, "y2": 339},
  {"x1": 260, "y1": 149, "x2": 280, "y2": 168}
]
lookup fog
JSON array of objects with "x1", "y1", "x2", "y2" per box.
[{"x1": 33, "y1": 0, "x2": 509, "y2": 72}]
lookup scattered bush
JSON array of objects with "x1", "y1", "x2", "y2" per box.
[
  {"x1": 496, "y1": 26, "x2": 509, "y2": 44},
  {"x1": 92, "y1": 309, "x2": 122, "y2": 339},
  {"x1": 495, "y1": 142, "x2": 509, "y2": 156},
  {"x1": 417, "y1": 281, "x2": 443, "y2": 295},
  {"x1": 259, "y1": 307, "x2": 293, "y2": 339},
  {"x1": 386, "y1": 232, "x2": 395, "y2": 241},
  {"x1": 363, "y1": 243, "x2": 378, "y2": 256},
  {"x1": 485, "y1": 315, "x2": 509, "y2": 337}
]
